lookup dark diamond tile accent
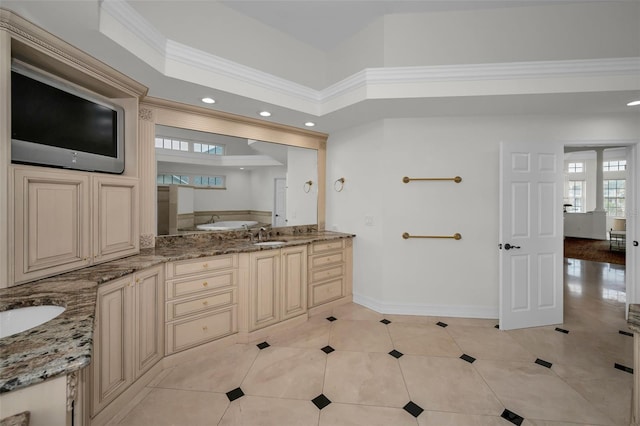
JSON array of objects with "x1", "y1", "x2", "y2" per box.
[
  {"x1": 389, "y1": 349, "x2": 404, "y2": 359},
  {"x1": 460, "y1": 354, "x2": 476, "y2": 364},
  {"x1": 311, "y1": 394, "x2": 332, "y2": 410},
  {"x1": 615, "y1": 363, "x2": 634, "y2": 374},
  {"x1": 380, "y1": 319, "x2": 391, "y2": 325},
  {"x1": 436, "y1": 321, "x2": 448, "y2": 328},
  {"x1": 321, "y1": 345, "x2": 335, "y2": 354},
  {"x1": 555, "y1": 327, "x2": 569, "y2": 334},
  {"x1": 620, "y1": 330, "x2": 633, "y2": 337},
  {"x1": 326, "y1": 316, "x2": 337, "y2": 322},
  {"x1": 535, "y1": 358, "x2": 553, "y2": 368},
  {"x1": 403, "y1": 401, "x2": 424, "y2": 418},
  {"x1": 256, "y1": 341, "x2": 270, "y2": 350},
  {"x1": 501, "y1": 408, "x2": 524, "y2": 425},
  {"x1": 494, "y1": 324, "x2": 499, "y2": 329},
  {"x1": 226, "y1": 387, "x2": 244, "y2": 402}
]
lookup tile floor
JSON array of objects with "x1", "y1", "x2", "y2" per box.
[{"x1": 108, "y1": 258, "x2": 632, "y2": 426}]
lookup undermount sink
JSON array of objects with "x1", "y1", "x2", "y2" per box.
[
  {"x1": 254, "y1": 241, "x2": 286, "y2": 247},
  {"x1": 0, "y1": 305, "x2": 65, "y2": 339}
]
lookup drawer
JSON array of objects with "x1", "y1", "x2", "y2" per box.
[
  {"x1": 166, "y1": 254, "x2": 238, "y2": 278},
  {"x1": 166, "y1": 305, "x2": 237, "y2": 354},
  {"x1": 166, "y1": 288, "x2": 237, "y2": 321},
  {"x1": 309, "y1": 264, "x2": 344, "y2": 284},
  {"x1": 310, "y1": 240, "x2": 344, "y2": 255},
  {"x1": 310, "y1": 251, "x2": 344, "y2": 269},
  {"x1": 309, "y1": 278, "x2": 344, "y2": 307},
  {"x1": 166, "y1": 270, "x2": 237, "y2": 300}
]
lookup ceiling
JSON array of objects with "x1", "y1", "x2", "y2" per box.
[
  {"x1": 2, "y1": 1, "x2": 639, "y2": 134},
  {"x1": 220, "y1": 0, "x2": 579, "y2": 51}
]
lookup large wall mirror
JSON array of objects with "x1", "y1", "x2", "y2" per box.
[{"x1": 138, "y1": 98, "x2": 327, "y2": 239}]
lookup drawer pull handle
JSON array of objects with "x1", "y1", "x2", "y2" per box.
[
  {"x1": 203, "y1": 282, "x2": 209, "y2": 287},
  {"x1": 203, "y1": 301, "x2": 208, "y2": 306}
]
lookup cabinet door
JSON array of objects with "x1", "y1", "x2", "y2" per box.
[
  {"x1": 91, "y1": 276, "x2": 133, "y2": 416},
  {"x1": 13, "y1": 167, "x2": 91, "y2": 284},
  {"x1": 133, "y1": 266, "x2": 164, "y2": 379},
  {"x1": 249, "y1": 250, "x2": 280, "y2": 331},
  {"x1": 93, "y1": 176, "x2": 139, "y2": 263},
  {"x1": 281, "y1": 246, "x2": 307, "y2": 320}
]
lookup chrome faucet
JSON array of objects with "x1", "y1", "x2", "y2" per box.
[
  {"x1": 243, "y1": 224, "x2": 254, "y2": 242},
  {"x1": 258, "y1": 227, "x2": 269, "y2": 242},
  {"x1": 209, "y1": 214, "x2": 220, "y2": 223}
]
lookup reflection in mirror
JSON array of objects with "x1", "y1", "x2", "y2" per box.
[{"x1": 155, "y1": 125, "x2": 318, "y2": 235}]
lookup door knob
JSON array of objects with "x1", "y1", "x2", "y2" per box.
[{"x1": 504, "y1": 243, "x2": 521, "y2": 250}]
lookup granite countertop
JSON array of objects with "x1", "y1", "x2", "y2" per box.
[
  {"x1": 0, "y1": 230, "x2": 354, "y2": 394},
  {"x1": 628, "y1": 304, "x2": 640, "y2": 333}
]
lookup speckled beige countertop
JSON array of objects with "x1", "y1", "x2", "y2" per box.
[
  {"x1": 628, "y1": 304, "x2": 640, "y2": 334},
  {"x1": 0, "y1": 229, "x2": 354, "y2": 394}
]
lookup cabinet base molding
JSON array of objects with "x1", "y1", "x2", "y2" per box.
[
  {"x1": 237, "y1": 314, "x2": 308, "y2": 344},
  {"x1": 308, "y1": 295, "x2": 353, "y2": 317}
]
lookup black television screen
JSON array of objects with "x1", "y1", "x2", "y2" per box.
[{"x1": 10, "y1": 62, "x2": 125, "y2": 174}]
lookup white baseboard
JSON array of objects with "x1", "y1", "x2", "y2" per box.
[{"x1": 353, "y1": 292, "x2": 498, "y2": 319}]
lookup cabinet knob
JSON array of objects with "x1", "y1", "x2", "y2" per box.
[
  {"x1": 202, "y1": 326, "x2": 208, "y2": 332},
  {"x1": 203, "y1": 300, "x2": 208, "y2": 306},
  {"x1": 203, "y1": 263, "x2": 209, "y2": 268},
  {"x1": 135, "y1": 278, "x2": 140, "y2": 284},
  {"x1": 202, "y1": 282, "x2": 209, "y2": 287}
]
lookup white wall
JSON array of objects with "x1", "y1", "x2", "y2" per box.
[
  {"x1": 382, "y1": 2, "x2": 640, "y2": 67},
  {"x1": 326, "y1": 113, "x2": 640, "y2": 318},
  {"x1": 249, "y1": 166, "x2": 287, "y2": 212},
  {"x1": 286, "y1": 147, "x2": 318, "y2": 225},
  {"x1": 194, "y1": 169, "x2": 252, "y2": 211}
]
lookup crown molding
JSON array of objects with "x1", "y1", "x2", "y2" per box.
[
  {"x1": 100, "y1": 0, "x2": 165, "y2": 56},
  {"x1": 99, "y1": 1, "x2": 640, "y2": 116}
]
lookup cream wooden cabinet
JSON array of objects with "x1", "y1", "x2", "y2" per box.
[
  {"x1": 165, "y1": 255, "x2": 238, "y2": 354},
  {"x1": 90, "y1": 266, "x2": 163, "y2": 417},
  {"x1": 92, "y1": 176, "x2": 139, "y2": 263},
  {"x1": 11, "y1": 166, "x2": 139, "y2": 285},
  {"x1": 308, "y1": 239, "x2": 353, "y2": 308},
  {"x1": 133, "y1": 266, "x2": 164, "y2": 379},
  {"x1": 12, "y1": 167, "x2": 91, "y2": 284},
  {"x1": 248, "y1": 246, "x2": 307, "y2": 331},
  {"x1": 90, "y1": 275, "x2": 132, "y2": 417}
]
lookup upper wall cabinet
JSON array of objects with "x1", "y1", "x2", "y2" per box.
[{"x1": 12, "y1": 166, "x2": 140, "y2": 284}]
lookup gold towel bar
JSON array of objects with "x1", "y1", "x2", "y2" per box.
[
  {"x1": 402, "y1": 176, "x2": 462, "y2": 183},
  {"x1": 402, "y1": 232, "x2": 462, "y2": 240}
]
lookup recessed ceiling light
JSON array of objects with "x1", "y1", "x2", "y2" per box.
[
  {"x1": 627, "y1": 100, "x2": 640, "y2": 106},
  {"x1": 304, "y1": 122, "x2": 316, "y2": 127},
  {"x1": 259, "y1": 111, "x2": 271, "y2": 117},
  {"x1": 201, "y1": 97, "x2": 215, "y2": 104}
]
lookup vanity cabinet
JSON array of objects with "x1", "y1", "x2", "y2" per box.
[
  {"x1": 12, "y1": 166, "x2": 139, "y2": 285},
  {"x1": 90, "y1": 265, "x2": 163, "y2": 417},
  {"x1": 248, "y1": 246, "x2": 307, "y2": 331},
  {"x1": 308, "y1": 239, "x2": 352, "y2": 308},
  {"x1": 164, "y1": 255, "x2": 238, "y2": 354}
]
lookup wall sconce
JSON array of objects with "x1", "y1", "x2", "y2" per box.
[
  {"x1": 303, "y1": 180, "x2": 313, "y2": 193},
  {"x1": 334, "y1": 177, "x2": 345, "y2": 192}
]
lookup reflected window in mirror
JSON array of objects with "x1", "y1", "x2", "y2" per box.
[{"x1": 155, "y1": 125, "x2": 318, "y2": 235}]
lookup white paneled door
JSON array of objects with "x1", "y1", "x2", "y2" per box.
[
  {"x1": 274, "y1": 178, "x2": 287, "y2": 227},
  {"x1": 499, "y1": 141, "x2": 564, "y2": 330}
]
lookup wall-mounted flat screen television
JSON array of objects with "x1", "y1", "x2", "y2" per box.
[{"x1": 11, "y1": 61, "x2": 125, "y2": 174}]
